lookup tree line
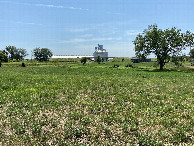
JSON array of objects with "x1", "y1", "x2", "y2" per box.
[
  {"x1": 0, "y1": 47, "x2": 53, "y2": 62},
  {"x1": 1, "y1": 24, "x2": 194, "y2": 70}
]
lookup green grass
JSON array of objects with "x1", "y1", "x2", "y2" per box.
[{"x1": 0, "y1": 62, "x2": 193, "y2": 145}]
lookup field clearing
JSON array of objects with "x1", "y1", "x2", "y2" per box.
[{"x1": 0, "y1": 63, "x2": 193, "y2": 145}]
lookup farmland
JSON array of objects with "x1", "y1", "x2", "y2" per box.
[{"x1": 0, "y1": 61, "x2": 193, "y2": 145}]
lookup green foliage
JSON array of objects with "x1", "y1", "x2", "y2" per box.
[
  {"x1": 102, "y1": 57, "x2": 105, "y2": 62},
  {"x1": 125, "y1": 63, "x2": 133, "y2": 67},
  {"x1": 113, "y1": 64, "x2": 119, "y2": 68},
  {"x1": 134, "y1": 24, "x2": 193, "y2": 70},
  {"x1": 21, "y1": 62, "x2": 26, "y2": 67},
  {"x1": 80, "y1": 57, "x2": 87, "y2": 65},
  {"x1": 137, "y1": 54, "x2": 147, "y2": 62},
  {"x1": 31, "y1": 122, "x2": 42, "y2": 135},
  {"x1": 13, "y1": 123, "x2": 26, "y2": 135},
  {"x1": 96, "y1": 56, "x2": 102, "y2": 64},
  {"x1": 0, "y1": 50, "x2": 9, "y2": 62},
  {"x1": 189, "y1": 48, "x2": 194, "y2": 59},
  {"x1": 5, "y1": 46, "x2": 28, "y2": 60},
  {"x1": 5, "y1": 46, "x2": 16, "y2": 60},
  {"x1": 171, "y1": 55, "x2": 186, "y2": 67},
  {"x1": 33, "y1": 48, "x2": 53, "y2": 61},
  {"x1": 184, "y1": 30, "x2": 194, "y2": 50}
]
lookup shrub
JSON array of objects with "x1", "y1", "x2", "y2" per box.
[
  {"x1": 0, "y1": 51, "x2": 8, "y2": 62},
  {"x1": 96, "y1": 56, "x2": 102, "y2": 64},
  {"x1": 80, "y1": 57, "x2": 87, "y2": 65},
  {"x1": 113, "y1": 64, "x2": 119, "y2": 68},
  {"x1": 22, "y1": 62, "x2": 26, "y2": 67},
  {"x1": 102, "y1": 58, "x2": 104, "y2": 62},
  {"x1": 125, "y1": 63, "x2": 133, "y2": 67}
]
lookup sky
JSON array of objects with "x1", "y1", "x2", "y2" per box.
[{"x1": 0, "y1": 0, "x2": 194, "y2": 58}]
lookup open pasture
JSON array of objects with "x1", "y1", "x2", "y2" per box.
[{"x1": 0, "y1": 63, "x2": 193, "y2": 145}]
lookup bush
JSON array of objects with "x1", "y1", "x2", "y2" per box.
[
  {"x1": 113, "y1": 64, "x2": 119, "y2": 68},
  {"x1": 0, "y1": 60, "x2": 1, "y2": 67},
  {"x1": 125, "y1": 63, "x2": 133, "y2": 67},
  {"x1": 102, "y1": 58, "x2": 104, "y2": 62},
  {"x1": 22, "y1": 62, "x2": 26, "y2": 67},
  {"x1": 96, "y1": 56, "x2": 102, "y2": 64},
  {"x1": 80, "y1": 57, "x2": 87, "y2": 65}
]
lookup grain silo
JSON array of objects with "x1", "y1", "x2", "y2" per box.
[{"x1": 93, "y1": 44, "x2": 108, "y2": 61}]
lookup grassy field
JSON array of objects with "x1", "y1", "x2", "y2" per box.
[{"x1": 0, "y1": 61, "x2": 193, "y2": 145}]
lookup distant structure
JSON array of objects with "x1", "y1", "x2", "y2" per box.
[
  {"x1": 51, "y1": 55, "x2": 93, "y2": 59},
  {"x1": 51, "y1": 44, "x2": 109, "y2": 61},
  {"x1": 131, "y1": 58, "x2": 140, "y2": 63},
  {"x1": 131, "y1": 57, "x2": 151, "y2": 63},
  {"x1": 93, "y1": 44, "x2": 108, "y2": 61}
]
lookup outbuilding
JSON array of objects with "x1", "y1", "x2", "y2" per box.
[{"x1": 131, "y1": 58, "x2": 140, "y2": 63}]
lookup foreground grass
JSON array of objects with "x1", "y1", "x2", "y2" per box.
[{"x1": 0, "y1": 64, "x2": 193, "y2": 145}]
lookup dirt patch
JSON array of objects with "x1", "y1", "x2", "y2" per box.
[{"x1": 187, "y1": 66, "x2": 194, "y2": 68}]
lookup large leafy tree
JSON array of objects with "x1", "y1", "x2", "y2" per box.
[
  {"x1": 5, "y1": 46, "x2": 16, "y2": 60},
  {"x1": 190, "y1": 48, "x2": 194, "y2": 59},
  {"x1": 184, "y1": 30, "x2": 194, "y2": 51},
  {"x1": 18, "y1": 48, "x2": 28, "y2": 60},
  {"x1": 134, "y1": 24, "x2": 193, "y2": 70},
  {"x1": 33, "y1": 48, "x2": 53, "y2": 61},
  {"x1": 0, "y1": 50, "x2": 8, "y2": 62},
  {"x1": 5, "y1": 46, "x2": 28, "y2": 60}
]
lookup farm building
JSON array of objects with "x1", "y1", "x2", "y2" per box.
[
  {"x1": 51, "y1": 44, "x2": 109, "y2": 61},
  {"x1": 131, "y1": 58, "x2": 140, "y2": 63},
  {"x1": 131, "y1": 58, "x2": 151, "y2": 63},
  {"x1": 51, "y1": 55, "x2": 93, "y2": 59},
  {"x1": 93, "y1": 44, "x2": 108, "y2": 61}
]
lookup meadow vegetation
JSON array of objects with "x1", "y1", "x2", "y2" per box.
[{"x1": 0, "y1": 59, "x2": 193, "y2": 145}]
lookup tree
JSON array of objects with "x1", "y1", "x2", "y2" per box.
[
  {"x1": 0, "y1": 50, "x2": 8, "y2": 62},
  {"x1": 33, "y1": 48, "x2": 53, "y2": 61},
  {"x1": 189, "y1": 48, "x2": 194, "y2": 59},
  {"x1": 133, "y1": 24, "x2": 192, "y2": 70},
  {"x1": 18, "y1": 48, "x2": 28, "y2": 60},
  {"x1": 80, "y1": 57, "x2": 87, "y2": 65},
  {"x1": 5, "y1": 46, "x2": 16, "y2": 60},
  {"x1": 96, "y1": 56, "x2": 102, "y2": 64},
  {"x1": 5, "y1": 46, "x2": 28, "y2": 60},
  {"x1": 101, "y1": 58, "x2": 104, "y2": 62},
  {"x1": 184, "y1": 31, "x2": 194, "y2": 51}
]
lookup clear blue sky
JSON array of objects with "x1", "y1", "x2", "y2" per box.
[{"x1": 0, "y1": 0, "x2": 194, "y2": 58}]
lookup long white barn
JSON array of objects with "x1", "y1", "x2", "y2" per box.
[
  {"x1": 51, "y1": 44, "x2": 108, "y2": 61},
  {"x1": 51, "y1": 55, "x2": 94, "y2": 59}
]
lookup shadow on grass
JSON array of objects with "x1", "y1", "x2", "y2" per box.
[{"x1": 136, "y1": 67, "x2": 194, "y2": 73}]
